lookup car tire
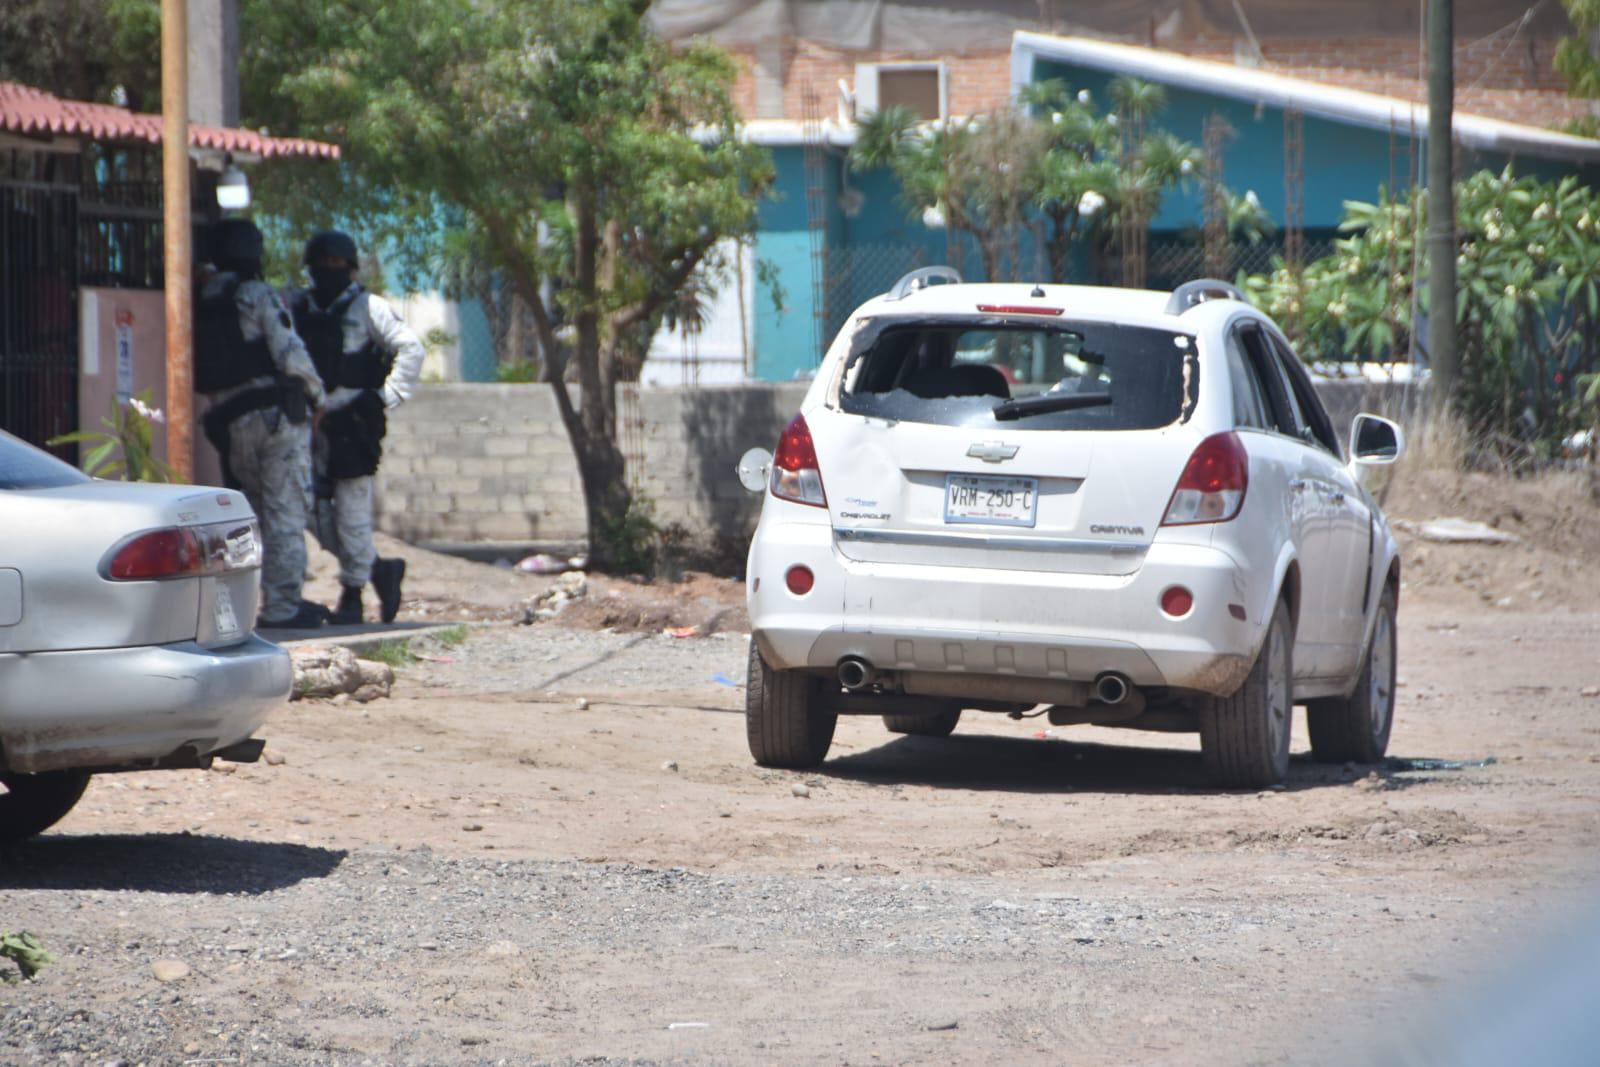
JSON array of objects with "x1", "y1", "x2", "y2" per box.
[
  {"x1": 745, "y1": 643, "x2": 837, "y2": 769},
  {"x1": 1307, "y1": 585, "x2": 1397, "y2": 764},
  {"x1": 0, "y1": 770, "x2": 91, "y2": 842},
  {"x1": 1201, "y1": 597, "x2": 1294, "y2": 788},
  {"x1": 883, "y1": 706, "x2": 961, "y2": 737}
]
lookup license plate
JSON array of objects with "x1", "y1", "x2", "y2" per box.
[
  {"x1": 944, "y1": 474, "x2": 1038, "y2": 528},
  {"x1": 213, "y1": 585, "x2": 241, "y2": 639}
]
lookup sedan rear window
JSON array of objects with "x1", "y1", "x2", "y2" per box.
[
  {"x1": 0, "y1": 431, "x2": 90, "y2": 490},
  {"x1": 839, "y1": 319, "x2": 1197, "y2": 431}
]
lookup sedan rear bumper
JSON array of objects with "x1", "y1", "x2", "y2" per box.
[{"x1": 0, "y1": 636, "x2": 291, "y2": 774}]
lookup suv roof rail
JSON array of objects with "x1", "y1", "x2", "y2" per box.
[
  {"x1": 885, "y1": 265, "x2": 963, "y2": 301},
  {"x1": 1166, "y1": 278, "x2": 1247, "y2": 315}
]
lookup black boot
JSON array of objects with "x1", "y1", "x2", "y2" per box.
[
  {"x1": 331, "y1": 584, "x2": 363, "y2": 625},
  {"x1": 372, "y1": 557, "x2": 406, "y2": 624}
]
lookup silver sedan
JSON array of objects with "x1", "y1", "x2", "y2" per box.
[{"x1": 0, "y1": 429, "x2": 291, "y2": 840}]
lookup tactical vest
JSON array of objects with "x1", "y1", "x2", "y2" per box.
[
  {"x1": 292, "y1": 288, "x2": 391, "y2": 392},
  {"x1": 193, "y1": 279, "x2": 276, "y2": 394}
]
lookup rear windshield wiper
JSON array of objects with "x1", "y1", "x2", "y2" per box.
[{"x1": 991, "y1": 391, "x2": 1113, "y2": 421}]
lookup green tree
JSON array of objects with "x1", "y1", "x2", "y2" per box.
[
  {"x1": 852, "y1": 104, "x2": 1045, "y2": 282},
  {"x1": 0, "y1": 0, "x2": 159, "y2": 108},
  {"x1": 852, "y1": 78, "x2": 1199, "y2": 285},
  {"x1": 1017, "y1": 81, "x2": 1121, "y2": 283},
  {"x1": 241, "y1": 0, "x2": 773, "y2": 569},
  {"x1": 1557, "y1": 1, "x2": 1600, "y2": 102}
]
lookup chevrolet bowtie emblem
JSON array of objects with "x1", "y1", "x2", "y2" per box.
[{"x1": 967, "y1": 441, "x2": 1020, "y2": 462}]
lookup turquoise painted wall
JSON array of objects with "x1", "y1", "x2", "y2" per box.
[{"x1": 754, "y1": 148, "x2": 820, "y2": 381}]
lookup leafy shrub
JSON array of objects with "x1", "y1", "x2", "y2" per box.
[
  {"x1": 48, "y1": 390, "x2": 177, "y2": 482},
  {"x1": 1241, "y1": 168, "x2": 1600, "y2": 456}
]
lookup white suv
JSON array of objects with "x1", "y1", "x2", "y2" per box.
[{"x1": 741, "y1": 271, "x2": 1404, "y2": 788}]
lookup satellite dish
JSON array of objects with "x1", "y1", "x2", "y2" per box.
[{"x1": 735, "y1": 447, "x2": 772, "y2": 493}]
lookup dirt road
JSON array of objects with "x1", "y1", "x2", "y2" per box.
[{"x1": 5, "y1": 589, "x2": 1600, "y2": 1065}]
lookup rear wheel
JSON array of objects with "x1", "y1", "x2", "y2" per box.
[
  {"x1": 745, "y1": 643, "x2": 837, "y2": 769},
  {"x1": 1201, "y1": 598, "x2": 1294, "y2": 788},
  {"x1": 883, "y1": 705, "x2": 962, "y2": 737},
  {"x1": 1307, "y1": 585, "x2": 1397, "y2": 764},
  {"x1": 0, "y1": 770, "x2": 91, "y2": 842}
]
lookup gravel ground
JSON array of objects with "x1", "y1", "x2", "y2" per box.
[{"x1": 5, "y1": 538, "x2": 1600, "y2": 1063}]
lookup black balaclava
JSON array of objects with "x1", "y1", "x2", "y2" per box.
[
  {"x1": 218, "y1": 256, "x2": 263, "y2": 281},
  {"x1": 309, "y1": 265, "x2": 353, "y2": 306}
]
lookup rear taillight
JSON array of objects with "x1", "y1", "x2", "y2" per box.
[
  {"x1": 1162, "y1": 432, "x2": 1249, "y2": 526},
  {"x1": 105, "y1": 521, "x2": 262, "y2": 581},
  {"x1": 771, "y1": 414, "x2": 827, "y2": 508},
  {"x1": 108, "y1": 529, "x2": 203, "y2": 580}
]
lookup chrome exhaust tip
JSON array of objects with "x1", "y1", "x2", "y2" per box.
[
  {"x1": 838, "y1": 657, "x2": 876, "y2": 690},
  {"x1": 1093, "y1": 672, "x2": 1131, "y2": 706}
]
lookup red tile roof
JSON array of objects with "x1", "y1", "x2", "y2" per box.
[{"x1": 0, "y1": 81, "x2": 339, "y2": 160}]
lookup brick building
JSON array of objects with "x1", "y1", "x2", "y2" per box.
[{"x1": 654, "y1": 0, "x2": 1590, "y2": 130}]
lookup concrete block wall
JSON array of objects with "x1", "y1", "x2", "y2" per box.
[
  {"x1": 377, "y1": 379, "x2": 1412, "y2": 550},
  {"x1": 377, "y1": 383, "x2": 807, "y2": 549},
  {"x1": 377, "y1": 385, "x2": 588, "y2": 546}
]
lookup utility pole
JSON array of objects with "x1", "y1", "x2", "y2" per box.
[
  {"x1": 1426, "y1": 0, "x2": 1457, "y2": 407},
  {"x1": 161, "y1": 0, "x2": 194, "y2": 480}
]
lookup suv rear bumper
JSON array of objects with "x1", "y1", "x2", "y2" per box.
[
  {"x1": 0, "y1": 636, "x2": 291, "y2": 774},
  {"x1": 749, "y1": 524, "x2": 1264, "y2": 697}
]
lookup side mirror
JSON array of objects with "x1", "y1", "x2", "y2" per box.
[
  {"x1": 735, "y1": 447, "x2": 772, "y2": 494},
  {"x1": 1350, "y1": 413, "x2": 1404, "y2": 466}
]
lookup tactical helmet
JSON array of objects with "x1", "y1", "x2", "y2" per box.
[
  {"x1": 207, "y1": 218, "x2": 264, "y2": 265},
  {"x1": 303, "y1": 229, "x2": 359, "y2": 269}
]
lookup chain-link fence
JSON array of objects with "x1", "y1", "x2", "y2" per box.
[
  {"x1": 821, "y1": 242, "x2": 934, "y2": 346},
  {"x1": 454, "y1": 284, "x2": 545, "y2": 382},
  {"x1": 1145, "y1": 237, "x2": 1339, "y2": 291}
]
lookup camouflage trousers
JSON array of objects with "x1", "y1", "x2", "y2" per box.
[
  {"x1": 228, "y1": 408, "x2": 313, "y2": 624},
  {"x1": 310, "y1": 434, "x2": 377, "y2": 588}
]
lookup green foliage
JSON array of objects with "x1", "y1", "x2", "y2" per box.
[
  {"x1": 1240, "y1": 168, "x2": 1600, "y2": 452},
  {"x1": 48, "y1": 390, "x2": 178, "y2": 483},
  {"x1": 1222, "y1": 189, "x2": 1276, "y2": 246},
  {"x1": 755, "y1": 257, "x2": 788, "y2": 314},
  {"x1": 365, "y1": 639, "x2": 418, "y2": 668},
  {"x1": 433, "y1": 625, "x2": 471, "y2": 648},
  {"x1": 495, "y1": 361, "x2": 542, "y2": 384},
  {"x1": 850, "y1": 102, "x2": 1049, "y2": 281},
  {"x1": 1557, "y1": 1, "x2": 1600, "y2": 99},
  {"x1": 1, "y1": 931, "x2": 55, "y2": 983},
  {"x1": 0, "y1": 0, "x2": 160, "y2": 109},
  {"x1": 594, "y1": 493, "x2": 663, "y2": 577}
]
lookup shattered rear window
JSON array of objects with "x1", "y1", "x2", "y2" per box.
[
  {"x1": 0, "y1": 431, "x2": 91, "y2": 490},
  {"x1": 839, "y1": 318, "x2": 1198, "y2": 431}
]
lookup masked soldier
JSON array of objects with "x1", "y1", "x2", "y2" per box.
[
  {"x1": 291, "y1": 230, "x2": 426, "y2": 625},
  {"x1": 195, "y1": 218, "x2": 327, "y2": 629}
]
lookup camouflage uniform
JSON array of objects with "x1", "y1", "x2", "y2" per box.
[
  {"x1": 302, "y1": 286, "x2": 426, "y2": 587},
  {"x1": 201, "y1": 273, "x2": 325, "y2": 624}
]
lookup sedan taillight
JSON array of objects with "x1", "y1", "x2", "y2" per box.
[{"x1": 105, "y1": 521, "x2": 262, "y2": 581}]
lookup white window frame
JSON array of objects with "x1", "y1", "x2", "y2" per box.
[{"x1": 853, "y1": 61, "x2": 949, "y2": 121}]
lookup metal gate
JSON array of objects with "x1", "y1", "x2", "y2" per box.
[
  {"x1": 2, "y1": 143, "x2": 168, "y2": 456},
  {"x1": 0, "y1": 173, "x2": 80, "y2": 457}
]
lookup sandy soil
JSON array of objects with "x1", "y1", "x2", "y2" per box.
[{"x1": 4, "y1": 465, "x2": 1600, "y2": 1065}]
